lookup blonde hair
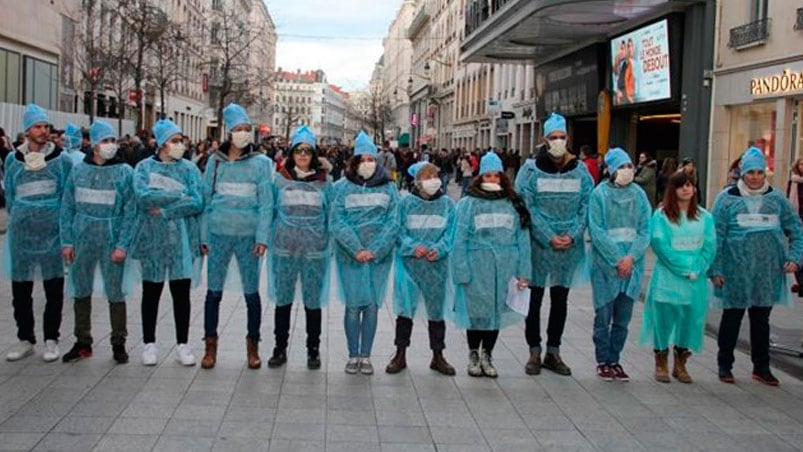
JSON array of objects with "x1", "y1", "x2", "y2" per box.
[{"x1": 415, "y1": 163, "x2": 440, "y2": 181}]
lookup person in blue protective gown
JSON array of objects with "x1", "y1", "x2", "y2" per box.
[
  {"x1": 331, "y1": 131, "x2": 399, "y2": 375},
  {"x1": 60, "y1": 120, "x2": 136, "y2": 364},
  {"x1": 200, "y1": 103, "x2": 273, "y2": 370},
  {"x1": 515, "y1": 113, "x2": 593, "y2": 376},
  {"x1": 640, "y1": 170, "x2": 716, "y2": 384},
  {"x1": 587, "y1": 148, "x2": 651, "y2": 382},
  {"x1": 267, "y1": 125, "x2": 331, "y2": 370},
  {"x1": 385, "y1": 162, "x2": 457, "y2": 376},
  {"x1": 453, "y1": 152, "x2": 532, "y2": 378},
  {"x1": 131, "y1": 119, "x2": 203, "y2": 367},
  {"x1": 63, "y1": 123, "x2": 85, "y2": 165},
  {"x1": 3, "y1": 104, "x2": 73, "y2": 363},
  {"x1": 710, "y1": 146, "x2": 803, "y2": 386}
]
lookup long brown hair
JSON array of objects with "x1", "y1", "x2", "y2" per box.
[
  {"x1": 468, "y1": 172, "x2": 531, "y2": 229},
  {"x1": 662, "y1": 170, "x2": 699, "y2": 224}
]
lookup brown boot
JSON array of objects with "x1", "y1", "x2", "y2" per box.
[
  {"x1": 672, "y1": 348, "x2": 693, "y2": 383},
  {"x1": 430, "y1": 350, "x2": 456, "y2": 376},
  {"x1": 201, "y1": 336, "x2": 217, "y2": 369},
  {"x1": 654, "y1": 350, "x2": 670, "y2": 383},
  {"x1": 385, "y1": 347, "x2": 407, "y2": 374},
  {"x1": 246, "y1": 336, "x2": 261, "y2": 369}
]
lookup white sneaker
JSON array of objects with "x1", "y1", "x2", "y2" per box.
[
  {"x1": 141, "y1": 343, "x2": 158, "y2": 366},
  {"x1": 175, "y1": 344, "x2": 196, "y2": 366},
  {"x1": 42, "y1": 340, "x2": 59, "y2": 362},
  {"x1": 359, "y1": 357, "x2": 374, "y2": 375},
  {"x1": 6, "y1": 341, "x2": 34, "y2": 362},
  {"x1": 345, "y1": 357, "x2": 360, "y2": 374}
]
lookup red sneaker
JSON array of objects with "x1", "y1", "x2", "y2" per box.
[
  {"x1": 596, "y1": 364, "x2": 613, "y2": 381},
  {"x1": 610, "y1": 363, "x2": 630, "y2": 382}
]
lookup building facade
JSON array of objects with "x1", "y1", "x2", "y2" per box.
[
  {"x1": 381, "y1": 0, "x2": 419, "y2": 141},
  {"x1": 708, "y1": 0, "x2": 803, "y2": 200}
]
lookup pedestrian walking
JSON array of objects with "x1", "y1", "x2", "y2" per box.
[
  {"x1": 200, "y1": 103, "x2": 274, "y2": 370},
  {"x1": 640, "y1": 169, "x2": 716, "y2": 383},
  {"x1": 710, "y1": 146, "x2": 803, "y2": 386},
  {"x1": 588, "y1": 148, "x2": 651, "y2": 382},
  {"x1": 515, "y1": 113, "x2": 593, "y2": 376},
  {"x1": 453, "y1": 152, "x2": 531, "y2": 378},
  {"x1": 386, "y1": 162, "x2": 456, "y2": 376},
  {"x1": 131, "y1": 119, "x2": 203, "y2": 367},
  {"x1": 60, "y1": 120, "x2": 137, "y2": 364},
  {"x1": 3, "y1": 104, "x2": 73, "y2": 363},
  {"x1": 267, "y1": 125, "x2": 331, "y2": 370},
  {"x1": 331, "y1": 131, "x2": 399, "y2": 375}
]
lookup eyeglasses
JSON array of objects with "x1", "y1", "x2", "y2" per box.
[{"x1": 293, "y1": 147, "x2": 313, "y2": 156}]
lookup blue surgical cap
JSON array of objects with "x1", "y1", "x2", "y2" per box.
[
  {"x1": 291, "y1": 125, "x2": 317, "y2": 149},
  {"x1": 65, "y1": 123, "x2": 82, "y2": 149},
  {"x1": 23, "y1": 104, "x2": 49, "y2": 131},
  {"x1": 89, "y1": 121, "x2": 115, "y2": 146},
  {"x1": 740, "y1": 146, "x2": 766, "y2": 174},
  {"x1": 408, "y1": 162, "x2": 428, "y2": 178},
  {"x1": 479, "y1": 152, "x2": 504, "y2": 176},
  {"x1": 223, "y1": 103, "x2": 251, "y2": 134},
  {"x1": 605, "y1": 147, "x2": 632, "y2": 173},
  {"x1": 543, "y1": 113, "x2": 566, "y2": 138},
  {"x1": 354, "y1": 131, "x2": 378, "y2": 157},
  {"x1": 152, "y1": 119, "x2": 182, "y2": 148}
]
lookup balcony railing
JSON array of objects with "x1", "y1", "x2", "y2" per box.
[
  {"x1": 795, "y1": 7, "x2": 803, "y2": 31},
  {"x1": 728, "y1": 17, "x2": 771, "y2": 49},
  {"x1": 464, "y1": 0, "x2": 513, "y2": 37}
]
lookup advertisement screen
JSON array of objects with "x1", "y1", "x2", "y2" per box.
[{"x1": 610, "y1": 19, "x2": 671, "y2": 106}]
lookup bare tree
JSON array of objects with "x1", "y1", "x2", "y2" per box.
[
  {"x1": 147, "y1": 15, "x2": 195, "y2": 120},
  {"x1": 66, "y1": 0, "x2": 109, "y2": 123}
]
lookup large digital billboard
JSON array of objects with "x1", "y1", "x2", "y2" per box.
[{"x1": 610, "y1": 19, "x2": 671, "y2": 106}]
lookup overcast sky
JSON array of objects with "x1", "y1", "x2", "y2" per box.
[{"x1": 266, "y1": 0, "x2": 399, "y2": 92}]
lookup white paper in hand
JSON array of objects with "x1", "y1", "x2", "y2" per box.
[{"x1": 506, "y1": 277, "x2": 531, "y2": 316}]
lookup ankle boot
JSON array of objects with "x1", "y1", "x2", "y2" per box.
[
  {"x1": 430, "y1": 350, "x2": 456, "y2": 376},
  {"x1": 654, "y1": 350, "x2": 670, "y2": 383},
  {"x1": 109, "y1": 302, "x2": 128, "y2": 364},
  {"x1": 73, "y1": 297, "x2": 93, "y2": 347},
  {"x1": 385, "y1": 346, "x2": 407, "y2": 374},
  {"x1": 246, "y1": 336, "x2": 261, "y2": 369},
  {"x1": 672, "y1": 348, "x2": 693, "y2": 383},
  {"x1": 201, "y1": 336, "x2": 217, "y2": 369}
]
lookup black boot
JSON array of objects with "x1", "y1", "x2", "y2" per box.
[
  {"x1": 307, "y1": 347, "x2": 321, "y2": 370},
  {"x1": 269, "y1": 304, "x2": 291, "y2": 368},
  {"x1": 109, "y1": 302, "x2": 128, "y2": 364},
  {"x1": 267, "y1": 348, "x2": 287, "y2": 368}
]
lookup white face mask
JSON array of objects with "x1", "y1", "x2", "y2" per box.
[
  {"x1": 231, "y1": 130, "x2": 253, "y2": 149},
  {"x1": 614, "y1": 167, "x2": 634, "y2": 186},
  {"x1": 167, "y1": 142, "x2": 186, "y2": 161},
  {"x1": 98, "y1": 143, "x2": 118, "y2": 160},
  {"x1": 357, "y1": 161, "x2": 377, "y2": 179},
  {"x1": 420, "y1": 178, "x2": 442, "y2": 196},
  {"x1": 24, "y1": 152, "x2": 47, "y2": 171},
  {"x1": 547, "y1": 139, "x2": 567, "y2": 158},
  {"x1": 481, "y1": 182, "x2": 502, "y2": 192}
]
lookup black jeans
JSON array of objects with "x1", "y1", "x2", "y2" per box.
[
  {"x1": 273, "y1": 304, "x2": 322, "y2": 352},
  {"x1": 466, "y1": 329, "x2": 499, "y2": 353},
  {"x1": 141, "y1": 279, "x2": 191, "y2": 344},
  {"x1": 717, "y1": 306, "x2": 772, "y2": 372},
  {"x1": 393, "y1": 316, "x2": 447, "y2": 351},
  {"x1": 12, "y1": 278, "x2": 64, "y2": 343},
  {"x1": 525, "y1": 286, "x2": 569, "y2": 351}
]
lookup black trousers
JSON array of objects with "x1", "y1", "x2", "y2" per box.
[
  {"x1": 717, "y1": 306, "x2": 772, "y2": 372},
  {"x1": 393, "y1": 316, "x2": 447, "y2": 351},
  {"x1": 466, "y1": 329, "x2": 499, "y2": 353},
  {"x1": 525, "y1": 286, "x2": 569, "y2": 350},
  {"x1": 141, "y1": 279, "x2": 191, "y2": 344},
  {"x1": 273, "y1": 304, "x2": 322, "y2": 352},
  {"x1": 12, "y1": 278, "x2": 64, "y2": 343}
]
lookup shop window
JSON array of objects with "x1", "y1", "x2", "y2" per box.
[
  {"x1": 729, "y1": 102, "x2": 777, "y2": 178},
  {"x1": 23, "y1": 56, "x2": 58, "y2": 110},
  {"x1": 0, "y1": 48, "x2": 21, "y2": 104}
]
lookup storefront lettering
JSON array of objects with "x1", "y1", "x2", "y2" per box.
[{"x1": 750, "y1": 69, "x2": 803, "y2": 96}]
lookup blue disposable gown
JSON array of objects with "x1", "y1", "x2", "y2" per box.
[
  {"x1": 2, "y1": 144, "x2": 73, "y2": 281},
  {"x1": 452, "y1": 196, "x2": 532, "y2": 330},
  {"x1": 60, "y1": 156, "x2": 137, "y2": 300},
  {"x1": 515, "y1": 158, "x2": 593, "y2": 287},
  {"x1": 709, "y1": 186, "x2": 803, "y2": 308},
  {"x1": 131, "y1": 156, "x2": 204, "y2": 283},
  {"x1": 200, "y1": 148, "x2": 274, "y2": 293},
  {"x1": 269, "y1": 170, "x2": 332, "y2": 309},
  {"x1": 330, "y1": 173, "x2": 399, "y2": 308},
  {"x1": 393, "y1": 191, "x2": 456, "y2": 321},
  {"x1": 640, "y1": 208, "x2": 716, "y2": 352},
  {"x1": 587, "y1": 182, "x2": 652, "y2": 308}
]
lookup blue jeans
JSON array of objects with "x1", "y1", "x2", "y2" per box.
[
  {"x1": 344, "y1": 304, "x2": 378, "y2": 358},
  {"x1": 461, "y1": 177, "x2": 470, "y2": 197},
  {"x1": 592, "y1": 293, "x2": 634, "y2": 364}
]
